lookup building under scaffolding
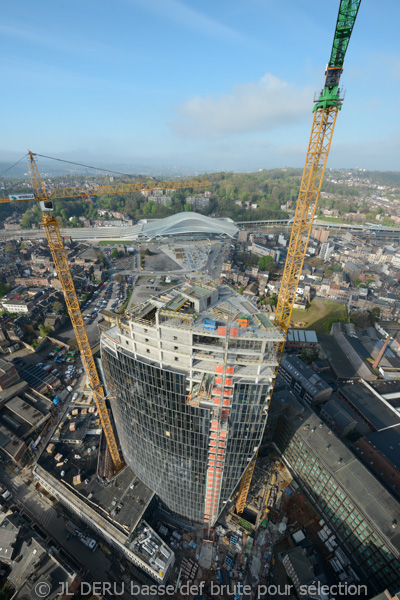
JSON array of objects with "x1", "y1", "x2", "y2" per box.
[{"x1": 101, "y1": 278, "x2": 284, "y2": 526}]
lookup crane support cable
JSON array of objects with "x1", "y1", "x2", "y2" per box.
[
  {"x1": 32, "y1": 152, "x2": 139, "y2": 178},
  {"x1": 0, "y1": 154, "x2": 29, "y2": 178},
  {"x1": 0, "y1": 175, "x2": 211, "y2": 204}
]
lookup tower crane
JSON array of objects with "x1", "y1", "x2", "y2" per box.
[
  {"x1": 235, "y1": 0, "x2": 362, "y2": 516},
  {"x1": 0, "y1": 152, "x2": 210, "y2": 474}
]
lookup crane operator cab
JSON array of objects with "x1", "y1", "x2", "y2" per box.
[{"x1": 40, "y1": 200, "x2": 54, "y2": 212}]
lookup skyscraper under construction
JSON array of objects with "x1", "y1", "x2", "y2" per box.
[{"x1": 101, "y1": 279, "x2": 284, "y2": 525}]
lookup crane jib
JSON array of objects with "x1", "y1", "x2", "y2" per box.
[{"x1": 328, "y1": 0, "x2": 362, "y2": 70}]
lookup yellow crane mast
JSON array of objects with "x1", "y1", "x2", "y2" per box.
[
  {"x1": 235, "y1": 0, "x2": 362, "y2": 516},
  {"x1": 1, "y1": 152, "x2": 210, "y2": 475}
]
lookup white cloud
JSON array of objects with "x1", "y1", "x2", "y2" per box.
[{"x1": 171, "y1": 73, "x2": 312, "y2": 138}]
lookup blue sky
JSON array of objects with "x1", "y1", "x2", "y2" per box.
[{"x1": 1, "y1": 0, "x2": 400, "y2": 172}]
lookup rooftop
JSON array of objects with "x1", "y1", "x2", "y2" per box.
[
  {"x1": 287, "y1": 409, "x2": 400, "y2": 557},
  {"x1": 126, "y1": 279, "x2": 284, "y2": 342},
  {"x1": 126, "y1": 520, "x2": 174, "y2": 581},
  {"x1": 0, "y1": 358, "x2": 17, "y2": 375},
  {"x1": 37, "y1": 406, "x2": 154, "y2": 536},
  {"x1": 136, "y1": 211, "x2": 238, "y2": 240},
  {"x1": 5, "y1": 395, "x2": 46, "y2": 428},
  {"x1": 318, "y1": 333, "x2": 366, "y2": 380},
  {"x1": 280, "y1": 355, "x2": 332, "y2": 398},
  {"x1": 0, "y1": 512, "x2": 20, "y2": 563},
  {"x1": 365, "y1": 424, "x2": 400, "y2": 471},
  {"x1": 338, "y1": 381, "x2": 400, "y2": 431},
  {"x1": 8, "y1": 537, "x2": 76, "y2": 600}
]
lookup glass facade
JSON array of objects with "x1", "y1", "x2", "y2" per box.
[
  {"x1": 276, "y1": 420, "x2": 400, "y2": 591},
  {"x1": 102, "y1": 346, "x2": 270, "y2": 524}
]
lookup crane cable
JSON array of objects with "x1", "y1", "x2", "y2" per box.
[
  {"x1": 33, "y1": 153, "x2": 137, "y2": 178},
  {"x1": 0, "y1": 154, "x2": 28, "y2": 178}
]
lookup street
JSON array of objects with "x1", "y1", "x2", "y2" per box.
[{"x1": 0, "y1": 463, "x2": 160, "y2": 600}]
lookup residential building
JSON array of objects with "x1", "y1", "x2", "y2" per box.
[
  {"x1": 319, "y1": 242, "x2": 335, "y2": 260},
  {"x1": 0, "y1": 358, "x2": 19, "y2": 391},
  {"x1": 279, "y1": 355, "x2": 332, "y2": 406}
]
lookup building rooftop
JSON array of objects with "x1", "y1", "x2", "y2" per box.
[
  {"x1": 136, "y1": 211, "x2": 238, "y2": 240},
  {"x1": 0, "y1": 423, "x2": 26, "y2": 460},
  {"x1": 318, "y1": 333, "x2": 369, "y2": 380},
  {"x1": 5, "y1": 395, "x2": 46, "y2": 428},
  {"x1": 0, "y1": 381, "x2": 30, "y2": 405},
  {"x1": 126, "y1": 279, "x2": 284, "y2": 343},
  {"x1": 321, "y1": 395, "x2": 357, "y2": 430},
  {"x1": 287, "y1": 329, "x2": 318, "y2": 344},
  {"x1": 338, "y1": 381, "x2": 400, "y2": 431},
  {"x1": 8, "y1": 537, "x2": 76, "y2": 600},
  {"x1": 37, "y1": 406, "x2": 154, "y2": 536},
  {"x1": 126, "y1": 520, "x2": 174, "y2": 581},
  {"x1": 0, "y1": 512, "x2": 20, "y2": 563},
  {"x1": 0, "y1": 357, "x2": 17, "y2": 375},
  {"x1": 365, "y1": 424, "x2": 400, "y2": 471}
]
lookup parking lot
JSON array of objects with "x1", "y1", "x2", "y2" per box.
[
  {"x1": 12, "y1": 347, "x2": 82, "y2": 396},
  {"x1": 80, "y1": 276, "x2": 135, "y2": 318}
]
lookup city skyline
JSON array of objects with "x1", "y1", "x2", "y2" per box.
[{"x1": 1, "y1": 0, "x2": 400, "y2": 172}]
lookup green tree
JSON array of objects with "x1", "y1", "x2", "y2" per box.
[
  {"x1": 259, "y1": 255, "x2": 274, "y2": 271},
  {"x1": 0, "y1": 282, "x2": 9, "y2": 298},
  {"x1": 52, "y1": 301, "x2": 63, "y2": 313},
  {"x1": 39, "y1": 324, "x2": 52, "y2": 337},
  {"x1": 111, "y1": 249, "x2": 120, "y2": 259}
]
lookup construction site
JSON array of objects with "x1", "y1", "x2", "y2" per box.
[{"x1": 4, "y1": 0, "x2": 399, "y2": 597}]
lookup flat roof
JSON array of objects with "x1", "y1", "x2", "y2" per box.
[
  {"x1": 6, "y1": 396, "x2": 45, "y2": 427},
  {"x1": 366, "y1": 424, "x2": 400, "y2": 471},
  {"x1": 38, "y1": 408, "x2": 153, "y2": 534},
  {"x1": 0, "y1": 358, "x2": 16, "y2": 374},
  {"x1": 0, "y1": 423, "x2": 25, "y2": 458},
  {"x1": 339, "y1": 382, "x2": 400, "y2": 431},
  {"x1": 286, "y1": 410, "x2": 400, "y2": 557},
  {"x1": 127, "y1": 520, "x2": 174, "y2": 580},
  {"x1": 127, "y1": 280, "x2": 284, "y2": 342},
  {"x1": 287, "y1": 329, "x2": 318, "y2": 344}
]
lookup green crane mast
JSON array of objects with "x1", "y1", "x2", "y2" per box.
[{"x1": 315, "y1": 0, "x2": 362, "y2": 111}]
